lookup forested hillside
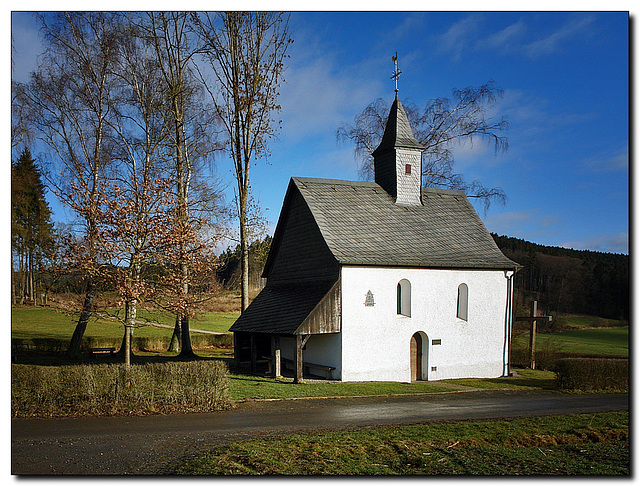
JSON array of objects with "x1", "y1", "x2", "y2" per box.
[
  {"x1": 217, "y1": 237, "x2": 272, "y2": 291},
  {"x1": 492, "y1": 234, "x2": 629, "y2": 321}
]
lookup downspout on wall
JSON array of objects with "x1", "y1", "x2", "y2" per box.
[{"x1": 503, "y1": 269, "x2": 516, "y2": 376}]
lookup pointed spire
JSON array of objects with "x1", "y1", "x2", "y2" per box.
[{"x1": 372, "y1": 96, "x2": 424, "y2": 157}]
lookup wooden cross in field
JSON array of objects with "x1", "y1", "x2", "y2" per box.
[{"x1": 516, "y1": 301, "x2": 552, "y2": 369}]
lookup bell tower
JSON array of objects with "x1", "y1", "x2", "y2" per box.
[
  {"x1": 372, "y1": 54, "x2": 424, "y2": 206},
  {"x1": 372, "y1": 93, "x2": 424, "y2": 206}
]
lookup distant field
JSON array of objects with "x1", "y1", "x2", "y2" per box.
[
  {"x1": 554, "y1": 315, "x2": 628, "y2": 329},
  {"x1": 11, "y1": 307, "x2": 238, "y2": 340},
  {"x1": 513, "y1": 327, "x2": 628, "y2": 357}
]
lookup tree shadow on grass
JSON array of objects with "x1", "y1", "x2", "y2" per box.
[{"x1": 11, "y1": 350, "x2": 235, "y2": 367}]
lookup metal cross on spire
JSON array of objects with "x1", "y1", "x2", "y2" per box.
[{"x1": 391, "y1": 52, "x2": 402, "y2": 93}]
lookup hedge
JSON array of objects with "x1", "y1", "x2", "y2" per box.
[
  {"x1": 555, "y1": 358, "x2": 628, "y2": 392},
  {"x1": 11, "y1": 360, "x2": 232, "y2": 418}
]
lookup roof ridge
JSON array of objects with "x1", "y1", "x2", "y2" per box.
[
  {"x1": 292, "y1": 176, "x2": 378, "y2": 186},
  {"x1": 292, "y1": 176, "x2": 468, "y2": 197},
  {"x1": 421, "y1": 186, "x2": 466, "y2": 196}
]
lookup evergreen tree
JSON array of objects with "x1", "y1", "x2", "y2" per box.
[{"x1": 11, "y1": 147, "x2": 54, "y2": 303}]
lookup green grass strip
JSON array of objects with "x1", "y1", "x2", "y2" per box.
[
  {"x1": 512, "y1": 327, "x2": 628, "y2": 357},
  {"x1": 176, "y1": 411, "x2": 629, "y2": 475},
  {"x1": 11, "y1": 307, "x2": 239, "y2": 340},
  {"x1": 228, "y1": 368, "x2": 558, "y2": 401}
]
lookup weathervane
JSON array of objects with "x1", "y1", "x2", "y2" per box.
[{"x1": 391, "y1": 52, "x2": 402, "y2": 93}]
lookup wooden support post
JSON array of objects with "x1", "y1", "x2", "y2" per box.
[
  {"x1": 233, "y1": 333, "x2": 240, "y2": 369},
  {"x1": 250, "y1": 334, "x2": 257, "y2": 373},
  {"x1": 273, "y1": 336, "x2": 281, "y2": 378},
  {"x1": 528, "y1": 301, "x2": 537, "y2": 370},
  {"x1": 294, "y1": 334, "x2": 303, "y2": 383},
  {"x1": 271, "y1": 336, "x2": 282, "y2": 378},
  {"x1": 293, "y1": 335, "x2": 311, "y2": 384},
  {"x1": 274, "y1": 349, "x2": 281, "y2": 378}
]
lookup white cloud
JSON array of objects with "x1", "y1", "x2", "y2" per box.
[
  {"x1": 470, "y1": 14, "x2": 597, "y2": 60},
  {"x1": 523, "y1": 15, "x2": 597, "y2": 59},
  {"x1": 584, "y1": 146, "x2": 629, "y2": 173},
  {"x1": 11, "y1": 12, "x2": 44, "y2": 83},
  {"x1": 434, "y1": 14, "x2": 483, "y2": 61},
  {"x1": 561, "y1": 232, "x2": 628, "y2": 254},
  {"x1": 483, "y1": 208, "x2": 563, "y2": 240},
  {"x1": 384, "y1": 12, "x2": 427, "y2": 42},
  {"x1": 278, "y1": 52, "x2": 380, "y2": 143},
  {"x1": 475, "y1": 20, "x2": 527, "y2": 54},
  {"x1": 484, "y1": 208, "x2": 541, "y2": 232}
]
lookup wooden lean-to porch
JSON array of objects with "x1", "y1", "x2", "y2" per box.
[{"x1": 231, "y1": 279, "x2": 341, "y2": 382}]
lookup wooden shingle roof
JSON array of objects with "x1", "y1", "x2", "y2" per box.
[{"x1": 288, "y1": 177, "x2": 519, "y2": 270}]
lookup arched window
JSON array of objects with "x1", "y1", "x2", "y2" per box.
[
  {"x1": 397, "y1": 279, "x2": 411, "y2": 317},
  {"x1": 457, "y1": 283, "x2": 468, "y2": 321}
]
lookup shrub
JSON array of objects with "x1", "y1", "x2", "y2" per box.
[
  {"x1": 11, "y1": 360, "x2": 231, "y2": 418},
  {"x1": 555, "y1": 358, "x2": 628, "y2": 392}
]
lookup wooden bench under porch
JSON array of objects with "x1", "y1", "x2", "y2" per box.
[
  {"x1": 261, "y1": 354, "x2": 336, "y2": 380},
  {"x1": 88, "y1": 347, "x2": 116, "y2": 358}
]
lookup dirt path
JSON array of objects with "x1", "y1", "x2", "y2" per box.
[{"x1": 11, "y1": 390, "x2": 628, "y2": 475}]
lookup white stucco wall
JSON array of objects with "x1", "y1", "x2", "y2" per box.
[
  {"x1": 302, "y1": 333, "x2": 342, "y2": 378},
  {"x1": 339, "y1": 266, "x2": 511, "y2": 382}
]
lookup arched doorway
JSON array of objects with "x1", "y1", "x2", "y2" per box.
[{"x1": 410, "y1": 332, "x2": 427, "y2": 381}]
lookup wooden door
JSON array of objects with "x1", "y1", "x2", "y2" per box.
[{"x1": 410, "y1": 333, "x2": 423, "y2": 381}]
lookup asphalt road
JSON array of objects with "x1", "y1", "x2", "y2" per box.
[{"x1": 11, "y1": 390, "x2": 628, "y2": 475}]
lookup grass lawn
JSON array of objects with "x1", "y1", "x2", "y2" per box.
[
  {"x1": 189, "y1": 312, "x2": 239, "y2": 333},
  {"x1": 513, "y1": 327, "x2": 628, "y2": 357},
  {"x1": 12, "y1": 307, "x2": 130, "y2": 339},
  {"x1": 176, "y1": 411, "x2": 629, "y2": 475},
  {"x1": 227, "y1": 368, "x2": 558, "y2": 401},
  {"x1": 11, "y1": 306, "x2": 239, "y2": 340}
]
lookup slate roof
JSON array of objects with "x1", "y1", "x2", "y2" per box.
[
  {"x1": 372, "y1": 95, "x2": 424, "y2": 156},
  {"x1": 229, "y1": 280, "x2": 336, "y2": 334},
  {"x1": 289, "y1": 177, "x2": 519, "y2": 270}
]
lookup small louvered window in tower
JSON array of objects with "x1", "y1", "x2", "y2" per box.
[
  {"x1": 405, "y1": 164, "x2": 411, "y2": 174},
  {"x1": 457, "y1": 283, "x2": 469, "y2": 321}
]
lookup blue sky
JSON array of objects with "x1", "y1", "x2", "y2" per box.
[{"x1": 10, "y1": 10, "x2": 630, "y2": 254}]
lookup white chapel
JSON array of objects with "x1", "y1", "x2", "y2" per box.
[{"x1": 230, "y1": 92, "x2": 520, "y2": 383}]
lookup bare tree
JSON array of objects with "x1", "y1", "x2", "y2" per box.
[
  {"x1": 146, "y1": 11, "x2": 222, "y2": 355},
  {"x1": 100, "y1": 15, "x2": 174, "y2": 365},
  {"x1": 337, "y1": 81, "x2": 509, "y2": 211},
  {"x1": 25, "y1": 12, "x2": 122, "y2": 358},
  {"x1": 193, "y1": 11, "x2": 292, "y2": 312}
]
